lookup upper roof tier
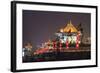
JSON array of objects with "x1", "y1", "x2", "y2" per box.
[{"x1": 60, "y1": 20, "x2": 78, "y2": 33}]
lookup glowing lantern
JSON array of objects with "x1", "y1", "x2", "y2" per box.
[{"x1": 60, "y1": 28, "x2": 64, "y2": 32}]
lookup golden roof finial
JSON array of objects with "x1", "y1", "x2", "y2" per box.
[{"x1": 69, "y1": 20, "x2": 72, "y2": 24}]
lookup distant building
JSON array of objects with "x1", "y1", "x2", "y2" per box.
[{"x1": 22, "y1": 43, "x2": 33, "y2": 57}]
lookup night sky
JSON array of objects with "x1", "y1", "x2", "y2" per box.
[{"x1": 23, "y1": 10, "x2": 91, "y2": 48}]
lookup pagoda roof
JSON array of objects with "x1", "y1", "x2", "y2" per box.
[{"x1": 62, "y1": 20, "x2": 78, "y2": 33}]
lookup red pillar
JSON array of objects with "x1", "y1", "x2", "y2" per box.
[
  {"x1": 76, "y1": 35, "x2": 79, "y2": 49},
  {"x1": 76, "y1": 40, "x2": 79, "y2": 49},
  {"x1": 53, "y1": 41, "x2": 56, "y2": 50},
  {"x1": 66, "y1": 39, "x2": 69, "y2": 49},
  {"x1": 59, "y1": 41, "x2": 62, "y2": 50}
]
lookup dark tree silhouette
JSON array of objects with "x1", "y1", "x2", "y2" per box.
[{"x1": 77, "y1": 23, "x2": 84, "y2": 44}]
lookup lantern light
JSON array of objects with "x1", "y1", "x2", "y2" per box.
[{"x1": 60, "y1": 28, "x2": 64, "y2": 32}]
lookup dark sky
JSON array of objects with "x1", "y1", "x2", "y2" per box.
[{"x1": 23, "y1": 10, "x2": 91, "y2": 48}]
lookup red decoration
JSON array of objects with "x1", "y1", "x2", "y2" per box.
[
  {"x1": 76, "y1": 35, "x2": 79, "y2": 49},
  {"x1": 66, "y1": 39, "x2": 69, "y2": 49},
  {"x1": 76, "y1": 42, "x2": 79, "y2": 49},
  {"x1": 53, "y1": 41, "x2": 56, "y2": 49},
  {"x1": 59, "y1": 41, "x2": 62, "y2": 50}
]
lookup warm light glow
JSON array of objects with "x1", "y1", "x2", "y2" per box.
[
  {"x1": 79, "y1": 41, "x2": 81, "y2": 44},
  {"x1": 68, "y1": 37, "x2": 71, "y2": 42},
  {"x1": 60, "y1": 28, "x2": 64, "y2": 32},
  {"x1": 76, "y1": 44, "x2": 79, "y2": 48}
]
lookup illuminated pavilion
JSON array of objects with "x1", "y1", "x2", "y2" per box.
[
  {"x1": 34, "y1": 20, "x2": 82, "y2": 55},
  {"x1": 55, "y1": 20, "x2": 81, "y2": 47}
]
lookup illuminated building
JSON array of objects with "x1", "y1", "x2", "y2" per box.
[
  {"x1": 34, "y1": 20, "x2": 82, "y2": 55},
  {"x1": 55, "y1": 20, "x2": 81, "y2": 48},
  {"x1": 22, "y1": 43, "x2": 33, "y2": 57}
]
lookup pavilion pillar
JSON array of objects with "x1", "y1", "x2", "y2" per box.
[{"x1": 66, "y1": 39, "x2": 69, "y2": 49}]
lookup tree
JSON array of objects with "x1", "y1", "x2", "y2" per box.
[{"x1": 77, "y1": 23, "x2": 84, "y2": 44}]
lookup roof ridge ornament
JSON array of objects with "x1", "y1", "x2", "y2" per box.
[{"x1": 69, "y1": 20, "x2": 72, "y2": 25}]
